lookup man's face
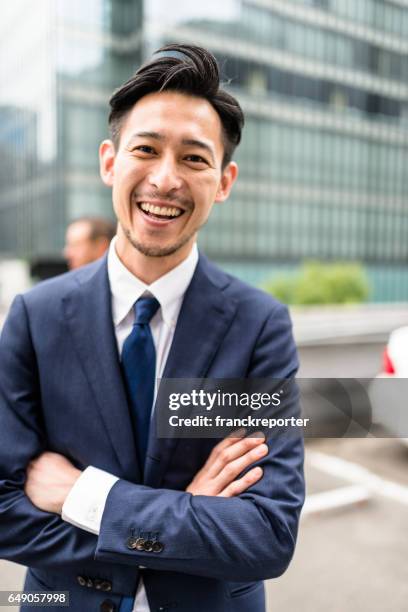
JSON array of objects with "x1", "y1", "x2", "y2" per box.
[
  {"x1": 99, "y1": 91, "x2": 237, "y2": 260},
  {"x1": 64, "y1": 221, "x2": 107, "y2": 270}
]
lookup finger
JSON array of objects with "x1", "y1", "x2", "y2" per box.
[
  {"x1": 208, "y1": 430, "x2": 265, "y2": 466},
  {"x1": 225, "y1": 427, "x2": 247, "y2": 440},
  {"x1": 218, "y1": 466, "x2": 263, "y2": 498},
  {"x1": 224, "y1": 428, "x2": 264, "y2": 443},
  {"x1": 209, "y1": 428, "x2": 247, "y2": 456},
  {"x1": 207, "y1": 435, "x2": 266, "y2": 478},
  {"x1": 213, "y1": 442, "x2": 268, "y2": 487},
  {"x1": 198, "y1": 432, "x2": 246, "y2": 477}
]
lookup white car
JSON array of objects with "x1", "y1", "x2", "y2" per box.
[{"x1": 370, "y1": 326, "x2": 408, "y2": 445}]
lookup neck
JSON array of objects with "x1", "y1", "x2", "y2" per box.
[{"x1": 115, "y1": 234, "x2": 195, "y2": 284}]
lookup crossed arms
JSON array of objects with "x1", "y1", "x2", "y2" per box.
[{"x1": 0, "y1": 293, "x2": 304, "y2": 581}]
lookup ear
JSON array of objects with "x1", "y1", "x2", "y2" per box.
[
  {"x1": 215, "y1": 162, "x2": 238, "y2": 203},
  {"x1": 99, "y1": 140, "x2": 116, "y2": 187}
]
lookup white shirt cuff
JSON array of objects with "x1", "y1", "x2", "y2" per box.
[{"x1": 62, "y1": 466, "x2": 118, "y2": 535}]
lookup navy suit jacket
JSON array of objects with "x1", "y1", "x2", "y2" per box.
[{"x1": 0, "y1": 252, "x2": 304, "y2": 612}]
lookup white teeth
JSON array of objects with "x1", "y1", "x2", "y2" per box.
[{"x1": 139, "y1": 202, "x2": 182, "y2": 217}]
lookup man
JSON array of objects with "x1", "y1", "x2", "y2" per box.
[
  {"x1": 0, "y1": 44, "x2": 304, "y2": 612},
  {"x1": 64, "y1": 216, "x2": 116, "y2": 270}
]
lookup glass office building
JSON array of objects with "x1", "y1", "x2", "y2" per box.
[
  {"x1": 1, "y1": 0, "x2": 407, "y2": 300},
  {"x1": 0, "y1": 0, "x2": 142, "y2": 258}
]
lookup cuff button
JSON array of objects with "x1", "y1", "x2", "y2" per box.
[
  {"x1": 152, "y1": 541, "x2": 164, "y2": 553},
  {"x1": 135, "y1": 537, "x2": 146, "y2": 551},
  {"x1": 77, "y1": 575, "x2": 87, "y2": 587},
  {"x1": 127, "y1": 536, "x2": 138, "y2": 550},
  {"x1": 100, "y1": 580, "x2": 112, "y2": 592},
  {"x1": 144, "y1": 540, "x2": 153, "y2": 552}
]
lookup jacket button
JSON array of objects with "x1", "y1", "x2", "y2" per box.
[
  {"x1": 100, "y1": 600, "x2": 116, "y2": 612},
  {"x1": 77, "y1": 575, "x2": 87, "y2": 587},
  {"x1": 152, "y1": 541, "x2": 164, "y2": 553},
  {"x1": 127, "y1": 536, "x2": 138, "y2": 550}
]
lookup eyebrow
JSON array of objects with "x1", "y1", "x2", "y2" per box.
[
  {"x1": 127, "y1": 132, "x2": 216, "y2": 164},
  {"x1": 130, "y1": 131, "x2": 164, "y2": 141}
]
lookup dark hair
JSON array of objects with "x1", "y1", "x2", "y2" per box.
[
  {"x1": 70, "y1": 216, "x2": 116, "y2": 242},
  {"x1": 108, "y1": 43, "x2": 244, "y2": 168}
]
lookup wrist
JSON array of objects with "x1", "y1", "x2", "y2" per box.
[{"x1": 58, "y1": 467, "x2": 81, "y2": 514}]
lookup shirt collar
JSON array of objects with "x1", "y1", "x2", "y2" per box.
[{"x1": 107, "y1": 237, "x2": 198, "y2": 328}]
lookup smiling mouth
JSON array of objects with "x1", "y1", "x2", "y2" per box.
[{"x1": 137, "y1": 201, "x2": 185, "y2": 220}]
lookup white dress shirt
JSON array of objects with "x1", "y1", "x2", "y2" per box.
[{"x1": 62, "y1": 238, "x2": 198, "y2": 612}]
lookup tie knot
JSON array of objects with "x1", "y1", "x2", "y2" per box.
[{"x1": 133, "y1": 296, "x2": 160, "y2": 325}]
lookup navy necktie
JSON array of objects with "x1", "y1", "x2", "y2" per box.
[{"x1": 121, "y1": 296, "x2": 160, "y2": 471}]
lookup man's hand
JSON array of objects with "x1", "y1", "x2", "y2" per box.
[
  {"x1": 25, "y1": 433, "x2": 267, "y2": 513},
  {"x1": 186, "y1": 431, "x2": 267, "y2": 497},
  {"x1": 24, "y1": 452, "x2": 81, "y2": 515}
]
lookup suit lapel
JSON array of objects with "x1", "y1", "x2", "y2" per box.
[
  {"x1": 144, "y1": 254, "x2": 238, "y2": 486},
  {"x1": 63, "y1": 258, "x2": 141, "y2": 482}
]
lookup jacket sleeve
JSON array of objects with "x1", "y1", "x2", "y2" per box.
[
  {"x1": 0, "y1": 295, "x2": 97, "y2": 569},
  {"x1": 95, "y1": 303, "x2": 305, "y2": 581}
]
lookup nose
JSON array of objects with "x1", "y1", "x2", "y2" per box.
[{"x1": 148, "y1": 154, "x2": 183, "y2": 194}]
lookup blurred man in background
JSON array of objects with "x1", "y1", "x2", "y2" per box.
[{"x1": 64, "y1": 216, "x2": 116, "y2": 270}]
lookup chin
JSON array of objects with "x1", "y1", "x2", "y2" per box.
[
  {"x1": 125, "y1": 232, "x2": 187, "y2": 258},
  {"x1": 136, "y1": 244, "x2": 181, "y2": 258},
  {"x1": 125, "y1": 230, "x2": 196, "y2": 257}
]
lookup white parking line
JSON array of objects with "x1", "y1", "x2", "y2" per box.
[
  {"x1": 302, "y1": 485, "x2": 371, "y2": 517},
  {"x1": 307, "y1": 450, "x2": 408, "y2": 506}
]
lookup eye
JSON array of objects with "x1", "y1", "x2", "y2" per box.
[
  {"x1": 133, "y1": 145, "x2": 155, "y2": 154},
  {"x1": 184, "y1": 154, "x2": 208, "y2": 164}
]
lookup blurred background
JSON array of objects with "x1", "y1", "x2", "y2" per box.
[{"x1": 1, "y1": 0, "x2": 408, "y2": 610}]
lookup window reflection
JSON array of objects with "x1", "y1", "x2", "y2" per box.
[{"x1": 1, "y1": 0, "x2": 408, "y2": 300}]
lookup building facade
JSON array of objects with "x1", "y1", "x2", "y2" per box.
[{"x1": 1, "y1": 0, "x2": 407, "y2": 300}]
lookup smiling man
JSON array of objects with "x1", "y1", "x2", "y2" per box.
[
  {"x1": 102, "y1": 85, "x2": 237, "y2": 280},
  {"x1": 0, "y1": 45, "x2": 304, "y2": 612}
]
